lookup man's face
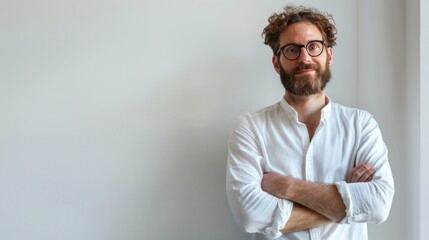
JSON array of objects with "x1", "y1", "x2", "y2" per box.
[{"x1": 273, "y1": 22, "x2": 333, "y2": 96}]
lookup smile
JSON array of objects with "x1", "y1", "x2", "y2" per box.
[{"x1": 295, "y1": 69, "x2": 316, "y2": 75}]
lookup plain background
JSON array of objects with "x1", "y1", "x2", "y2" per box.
[{"x1": 0, "y1": 0, "x2": 427, "y2": 239}]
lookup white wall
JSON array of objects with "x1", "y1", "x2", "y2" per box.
[
  {"x1": 405, "y1": 0, "x2": 421, "y2": 239},
  {"x1": 0, "y1": 0, "x2": 421, "y2": 239},
  {"x1": 361, "y1": 1, "x2": 428, "y2": 239},
  {"x1": 420, "y1": 0, "x2": 428, "y2": 238},
  {"x1": 357, "y1": 1, "x2": 406, "y2": 239}
]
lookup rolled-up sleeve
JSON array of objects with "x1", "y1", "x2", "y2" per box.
[
  {"x1": 226, "y1": 115, "x2": 293, "y2": 238},
  {"x1": 335, "y1": 112, "x2": 394, "y2": 224}
]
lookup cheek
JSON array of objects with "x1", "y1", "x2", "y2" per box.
[
  {"x1": 281, "y1": 62, "x2": 296, "y2": 73},
  {"x1": 318, "y1": 58, "x2": 330, "y2": 70}
]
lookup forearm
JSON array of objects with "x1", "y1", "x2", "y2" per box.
[
  {"x1": 262, "y1": 174, "x2": 347, "y2": 222},
  {"x1": 286, "y1": 179, "x2": 346, "y2": 222},
  {"x1": 281, "y1": 203, "x2": 332, "y2": 233}
]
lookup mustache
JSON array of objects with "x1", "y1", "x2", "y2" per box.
[{"x1": 294, "y1": 64, "x2": 319, "y2": 73}]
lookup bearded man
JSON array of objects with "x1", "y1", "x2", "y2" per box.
[{"x1": 226, "y1": 5, "x2": 394, "y2": 240}]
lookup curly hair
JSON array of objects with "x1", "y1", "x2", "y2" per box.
[{"x1": 262, "y1": 5, "x2": 337, "y2": 55}]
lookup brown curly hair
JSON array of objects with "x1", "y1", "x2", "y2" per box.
[{"x1": 262, "y1": 5, "x2": 337, "y2": 55}]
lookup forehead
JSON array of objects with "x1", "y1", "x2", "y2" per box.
[{"x1": 279, "y1": 22, "x2": 323, "y2": 45}]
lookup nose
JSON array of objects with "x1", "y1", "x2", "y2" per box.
[{"x1": 297, "y1": 47, "x2": 312, "y2": 63}]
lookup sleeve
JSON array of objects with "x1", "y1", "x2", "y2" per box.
[
  {"x1": 335, "y1": 112, "x2": 394, "y2": 224},
  {"x1": 226, "y1": 115, "x2": 293, "y2": 239}
]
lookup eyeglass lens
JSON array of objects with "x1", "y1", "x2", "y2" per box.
[{"x1": 282, "y1": 41, "x2": 324, "y2": 60}]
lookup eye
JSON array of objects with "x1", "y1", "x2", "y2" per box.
[
  {"x1": 285, "y1": 46, "x2": 299, "y2": 54},
  {"x1": 307, "y1": 42, "x2": 321, "y2": 52}
]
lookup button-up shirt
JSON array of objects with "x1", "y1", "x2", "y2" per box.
[{"x1": 226, "y1": 98, "x2": 394, "y2": 240}]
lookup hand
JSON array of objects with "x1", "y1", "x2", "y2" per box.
[
  {"x1": 346, "y1": 163, "x2": 374, "y2": 183},
  {"x1": 261, "y1": 172, "x2": 292, "y2": 199}
]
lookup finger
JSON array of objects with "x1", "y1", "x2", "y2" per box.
[
  {"x1": 359, "y1": 164, "x2": 374, "y2": 182},
  {"x1": 351, "y1": 165, "x2": 374, "y2": 182},
  {"x1": 350, "y1": 165, "x2": 367, "y2": 182},
  {"x1": 346, "y1": 163, "x2": 363, "y2": 182},
  {"x1": 363, "y1": 164, "x2": 375, "y2": 182},
  {"x1": 364, "y1": 173, "x2": 374, "y2": 182},
  {"x1": 356, "y1": 169, "x2": 374, "y2": 182},
  {"x1": 353, "y1": 165, "x2": 374, "y2": 182}
]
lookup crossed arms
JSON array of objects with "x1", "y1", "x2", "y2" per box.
[
  {"x1": 261, "y1": 163, "x2": 374, "y2": 233},
  {"x1": 226, "y1": 114, "x2": 394, "y2": 237}
]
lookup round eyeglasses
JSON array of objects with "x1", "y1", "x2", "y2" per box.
[{"x1": 277, "y1": 40, "x2": 325, "y2": 61}]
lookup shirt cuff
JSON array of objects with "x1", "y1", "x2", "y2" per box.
[
  {"x1": 334, "y1": 181, "x2": 353, "y2": 224},
  {"x1": 263, "y1": 200, "x2": 293, "y2": 239}
]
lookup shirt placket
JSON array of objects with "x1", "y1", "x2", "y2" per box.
[
  {"x1": 298, "y1": 119, "x2": 323, "y2": 239},
  {"x1": 305, "y1": 137, "x2": 321, "y2": 240},
  {"x1": 305, "y1": 143, "x2": 314, "y2": 181}
]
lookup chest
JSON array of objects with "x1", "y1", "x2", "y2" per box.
[{"x1": 261, "y1": 122, "x2": 358, "y2": 182}]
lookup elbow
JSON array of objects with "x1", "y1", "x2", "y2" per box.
[
  {"x1": 371, "y1": 208, "x2": 390, "y2": 224},
  {"x1": 351, "y1": 203, "x2": 391, "y2": 224},
  {"x1": 372, "y1": 197, "x2": 394, "y2": 224},
  {"x1": 226, "y1": 185, "x2": 258, "y2": 233},
  {"x1": 240, "y1": 221, "x2": 257, "y2": 233},
  {"x1": 348, "y1": 181, "x2": 394, "y2": 224},
  {"x1": 230, "y1": 207, "x2": 260, "y2": 233},
  {"x1": 226, "y1": 181, "x2": 271, "y2": 234},
  {"x1": 369, "y1": 187, "x2": 394, "y2": 224},
  {"x1": 227, "y1": 191, "x2": 276, "y2": 234},
  {"x1": 374, "y1": 183, "x2": 394, "y2": 223},
  {"x1": 226, "y1": 181, "x2": 287, "y2": 236},
  {"x1": 226, "y1": 194, "x2": 258, "y2": 233}
]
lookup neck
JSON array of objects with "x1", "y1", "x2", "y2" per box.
[{"x1": 284, "y1": 91, "x2": 327, "y2": 124}]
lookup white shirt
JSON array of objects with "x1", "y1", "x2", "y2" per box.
[{"x1": 226, "y1": 98, "x2": 394, "y2": 240}]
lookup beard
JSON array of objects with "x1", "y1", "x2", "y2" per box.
[{"x1": 279, "y1": 58, "x2": 331, "y2": 96}]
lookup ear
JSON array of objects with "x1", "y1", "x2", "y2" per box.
[
  {"x1": 272, "y1": 55, "x2": 281, "y2": 74},
  {"x1": 327, "y1": 47, "x2": 333, "y2": 66}
]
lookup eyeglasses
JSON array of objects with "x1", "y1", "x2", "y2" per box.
[{"x1": 277, "y1": 40, "x2": 325, "y2": 61}]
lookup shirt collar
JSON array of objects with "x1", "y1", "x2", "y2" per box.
[
  {"x1": 280, "y1": 96, "x2": 332, "y2": 123},
  {"x1": 321, "y1": 96, "x2": 332, "y2": 122},
  {"x1": 280, "y1": 97, "x2": 299, "y2": 122}
]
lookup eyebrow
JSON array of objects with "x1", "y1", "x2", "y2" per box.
[{"x1": 282, "y1": 40, "x2": 324, "y2": 46}]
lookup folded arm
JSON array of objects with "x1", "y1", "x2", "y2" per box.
[
  {"x1": 262, "y1": 113, "x2": 395, "y2": 225},
  {"x1": 226, "y1": 115, "x2": 338, "y2": 236},
  {"x1": 263, "y1": 163, "x2": 375, "y2": 223},
  {"x1": 280, "y1": 203, "x2": 331, "y2": 233}
]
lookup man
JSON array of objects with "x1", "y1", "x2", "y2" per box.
[{"x1": 226, "y1": 5, "x2": 394, "y2": 240}]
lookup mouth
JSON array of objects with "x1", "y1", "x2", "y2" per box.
[
  {"x1": 295, "y1": 69, "x2": 316, "y2": 75},
  {"x1": 294, "y1": 64, "x2": 318, "y2": 75}
]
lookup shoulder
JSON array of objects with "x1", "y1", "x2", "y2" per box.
[
  {"x1": 331, "y1": 102, "x2": 373, "y2": 120},
  {"x1": 236, "y1": 102, "x2": 282, "y2": 122},
  {"x1": 232, "y1": 102, "x2": 283, "y2": 131},
  {"x1": 330, "y1": 102, "x2": 380, "y2": 130}
]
